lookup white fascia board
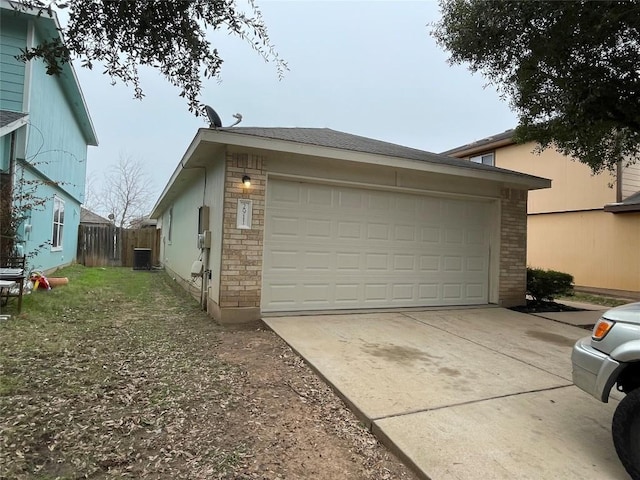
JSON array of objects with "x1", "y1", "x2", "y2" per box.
[
  {"x1": 197, "y1": 129, "x2": 551, "y2": 191},
  {"x1": 0, "y1": 114, "x2": 29, "y2": 137}
]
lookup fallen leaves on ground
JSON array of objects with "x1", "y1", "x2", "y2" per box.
[{"x1": 0, "y1": 268, "x2": 415, "y2": 479}]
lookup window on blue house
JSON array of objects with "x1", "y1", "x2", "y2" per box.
[{"x1": 52, "y1": 196, "x2": 64, "y2": 250}]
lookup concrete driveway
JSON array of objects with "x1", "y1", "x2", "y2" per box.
[{"x1": 264, "y1": 307, "x2": 629, "y2": 480}]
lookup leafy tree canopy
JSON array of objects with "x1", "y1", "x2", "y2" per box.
[
  {"x1": 433, "y1": 0, "x2": 640, "y2": 173},
  {"x1": 14, "y1": 0, "x2": 287, "y2": 115}
]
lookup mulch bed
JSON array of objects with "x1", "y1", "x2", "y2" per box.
[{"x1": 509, "y1": 300, "x2": 585, "y2": 314}]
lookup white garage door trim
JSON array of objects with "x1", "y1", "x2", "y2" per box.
[{"x1": 262, "y1": 179, "x2": 495, "y2": 312}]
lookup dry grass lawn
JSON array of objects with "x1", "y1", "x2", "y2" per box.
[{"x1": 0, "y1": 266, "x2": 415, "y2": 479}]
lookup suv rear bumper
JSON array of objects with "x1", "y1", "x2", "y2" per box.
[{"x1": 572, "y1": 336, "x2": 621, "y2": 402}]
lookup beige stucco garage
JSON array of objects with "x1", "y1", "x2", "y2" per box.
[{"x1": 150, "y1": 127, "x2": 549, "y2": 323}]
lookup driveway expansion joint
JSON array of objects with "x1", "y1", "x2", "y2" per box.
[{"x1": 369, "y1": 383, "x2": 574, "y2": 424}]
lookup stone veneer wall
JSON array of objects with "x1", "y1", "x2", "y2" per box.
[
  {"x1": 499, "y1": 188, "x2": 528, "y2": 307},
  {"x1": 217, "y1": 152, "x2": 266, "y2": 322}
]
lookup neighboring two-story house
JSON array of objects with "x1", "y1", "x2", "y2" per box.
[
  {"x1": 445, "y1": 130, "x2": 640, "y2": 297},
  {"x1": 0, "y1": 0, "x2": 97, "y2": 271}
]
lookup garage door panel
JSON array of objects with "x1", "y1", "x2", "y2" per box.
[
  {"x1": 466, "y1": 228, "x2": 487, "y2": 245},
  {"x1": 269, "y1": 216, "x2": 300, "y2": 238},
  {"x1": 394, "y1": 225, "x2": 416, "y2": 241},
  {"x1": 420, "y1": 255, "x2": 440, "y2": 271},
  {"x1": 338, "y1": 221, "x2": 362, "y2": 239},
  {"x1": 306, "y1": 251, "x2": 332, "y2": 271},
  {"x1": 268, "y1": 250, "x2": 299, "y2": 271},
  {"x1": 270, "y1": 181, "x2": 301, "y2": 205},
  {"x1": 307, "y1": 185, "x2": 333, "y2": 206},
  {"x1": 306, "y1": 219, "x2": 332, "y2": 238},
  {"x1": 365, "y1": 283, "x2": 388, "y2": 301},
  {"x1": 338, "y1": 189, "x2": 364, "y2": 209},
  {"x1": 418, "y1": 284, "x2": 439, "y2": 300},
  {"x1": 443, "y1": 283, "x2": 466, "y2": 300},
  {"x1": 268, "y1": 284, "x2": 298, "y2": 307},
  {"x1": 335, "y1": 283, "x2": 360, "y2": 303},
  {"x1": 365, "y1": 253, "x2": 389, "y2": 271},
  {"x1": 392, "y1": 284, "x2": 415, "y2": 300},
  {"x1": 466, "y1": 283, "x2": 486, "y2": 300},
  {"x1": 263, "y1": 180, "x2": 493, "y2": 311},
  {"x1": 393, "y1": 254, "x2": 416, "y2": 271},
  {"x1": 421, "y1": 226, "x2": 441, "y2": 243},
  {"x1": 336, "y1": 252, "x2": 360, "y2": 270},
  {"x1": 368, "y1": 192, "x2": 392, "y2": 210},
  {"x1": 443, "y1": 255, "x2": 463, "y2": 272},
  {"x1": 302, "y1": 283, "x2": 331, "y2": 303},
  {"x1": 467, "y1": 256, "x2": 487, "y2": 272},
  {"x1": 367, "y1": 223, "x2": 390, "y2": 240},
  {"x1": 444, "y1": 227, "x2": 464, "y2": 244}
]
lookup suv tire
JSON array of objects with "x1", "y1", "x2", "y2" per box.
[{"x1": 612, "y1": 388, "x2": 640, "y2": 480}]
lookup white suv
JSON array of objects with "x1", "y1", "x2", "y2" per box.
[{"x1": 572, "y1": 302, "x2": 640, "y2": 479}]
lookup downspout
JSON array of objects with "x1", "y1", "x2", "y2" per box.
[
  {"x1": 616, "y1": 160, "x2": 622, "y2": 203},
  {"x1": 9, "y1": 131, "x2": 16, "y2": 191},
  {"x1": 8, "y1": 131, "x2": 19, "y2": 255},
  {"x1": 200, "y1": 169, "x2": 208, "y2": 311}
]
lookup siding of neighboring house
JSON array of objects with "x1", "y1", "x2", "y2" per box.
[
  {"x1": 26, "y1": 28, "x2": 88, "y2": 204},
  {"x1": 528, "y1": 210, "x2": 640, "y2": 294},
  {"x1": 1, "y1": 5, "x2": 96, "y2": 273},
  {"x1": 0, "y1": 133, "x2": 9, "y2": 170},
  {"x1": 16, "y1": 55, "x2": 89, "y2": 271},
  {"x1": 0, "y1": 16, "x2": 27, "y2": 112},
  {"x1": 490, "y1": 143, "x2": 616, "y2": 213},
  {"x1": 449, "y1": 140, "x2": 639, "y2": 294},
  {"x1": 622, "y1": 161, "x2": 640, "y2": 200},
  {"x1": 15, "y1": 165, "x2": 82, "y2": 271}
]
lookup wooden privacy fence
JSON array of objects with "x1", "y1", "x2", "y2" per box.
[{"x1": 77, "y1": 225, "x2": 160, "y2": 268}]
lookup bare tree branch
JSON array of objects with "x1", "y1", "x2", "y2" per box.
[{"x1": 98, "y1": 154, "x2": 155, "y2": 228}]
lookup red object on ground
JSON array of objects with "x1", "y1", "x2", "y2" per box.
[{"x1": 30, "y1": 272, "x2": 51, "y2": 290}]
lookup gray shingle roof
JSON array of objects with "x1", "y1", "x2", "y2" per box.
[
  {"x1": 217, "y1": 127, "x2": 521, "y2": 175},
  {"x1": 80, "y1": 207, "x2": 111, "y2": 225},
  {"x1": 623, "y1": 190, "x2": 640, "y2": 205},
  {"x1": 442, "y1": 129, "x2": 515, "y2": 155},
  {"x1": 0, "y1": 110, "x2": 28, "y2": 129}
]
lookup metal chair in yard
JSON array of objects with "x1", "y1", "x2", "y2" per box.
[{"x1": 0, "y1": 255, "x2": 26, "y2": 314}]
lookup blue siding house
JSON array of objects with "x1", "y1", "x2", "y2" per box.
[{"x1": 0, "y1": 1, "x2": 98, "y2": 272}]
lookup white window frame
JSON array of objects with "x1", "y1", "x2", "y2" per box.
[
  {"x1": 51, "y1": 196, "x2": 64, "y2": 251},
  {"x1": 470, "y1": 152, "x2": 495, "y2": 166}
]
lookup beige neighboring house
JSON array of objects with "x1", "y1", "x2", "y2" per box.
[
  {"x1": 150, "y1": 127, "x2": 549, "y2": 324},
  {"x1": 445, "y1": 130, "x2": 640, "y2": 297}
]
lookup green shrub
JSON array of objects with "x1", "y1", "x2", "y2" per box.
[{"x1": 527, "y1": 268, "x2": 574, "y2": 303}]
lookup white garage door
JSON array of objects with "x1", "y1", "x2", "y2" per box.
[{"x1": 262, "y1": 179, "x2": 494, "y2": 312}]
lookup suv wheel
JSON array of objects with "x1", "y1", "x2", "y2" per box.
[{"x1": 612, "y1": 388, "x2": 640, "y2": 479}]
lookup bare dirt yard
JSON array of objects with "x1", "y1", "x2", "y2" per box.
[{"x1": 0, "y1": 266, "x2": 417, "y2": 479}]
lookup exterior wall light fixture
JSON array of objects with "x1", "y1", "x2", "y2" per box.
[{"x1": 242, "y1": 175, "x2": 251, "y2": 187}]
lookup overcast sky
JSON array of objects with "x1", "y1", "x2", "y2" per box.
[{"x1": 76, "y1": 0, "x2": 518, "y2": 213}]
